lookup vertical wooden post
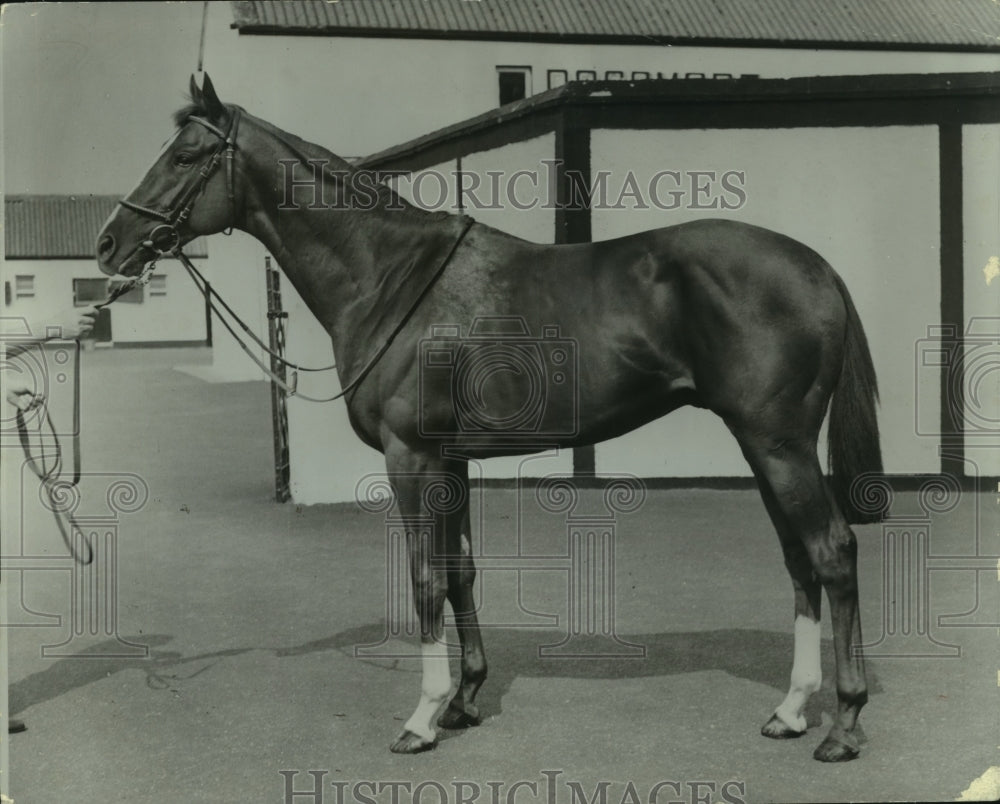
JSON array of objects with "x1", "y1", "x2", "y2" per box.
[
  {"x1": 554, "y1": 111, "x2": 596, "y2": 477},
  {"x1": 266, "y1": 256, "x2": 291, "y2": 502},
  {"x1": 938, "y1": 124, "x2": 964, "y2": 479}
]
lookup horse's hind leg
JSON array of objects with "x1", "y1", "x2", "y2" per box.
[
  {"x1": 751, "y1": 476, "x2": 824, "y2": 738},
  {"x1": 438, "y1": 495, "x2": 488, "y2": 730},
  {"x1": 735, "y1": 429, "x2": 867, "y2": 762}
]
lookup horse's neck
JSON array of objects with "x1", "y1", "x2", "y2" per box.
[
  {"x1": 236, "y1": 115, "x2": 464, "y2": 377},
  {"x1": 239, "y1": 121, "x2": 410, "y2": 315}
]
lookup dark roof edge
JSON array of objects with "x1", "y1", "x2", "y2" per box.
[
  {"x1": 4, "y1": 194, "x2": 124, "y2": 202},
  {"x1": 230, "y1": 24, "x2": 1000, "y2": 53},
  {"x1": 357, "y1": 71, "x2": 1000, "y2": 169},
  {"x1": 5, "y1": 253, "x2": 209, "y2": 261}
]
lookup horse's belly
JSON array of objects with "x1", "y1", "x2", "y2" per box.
[{"x1": 573, "y1": 376, "x2": 701, "y2": 446}]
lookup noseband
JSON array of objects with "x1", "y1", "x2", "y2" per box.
[{"x1": 118, "y1": 108, "x2": 242, "y2": 254}]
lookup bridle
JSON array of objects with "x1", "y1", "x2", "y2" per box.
[
  {"x1": 113, "y1": 103, "x2": 475, "y2": 403},
  {"x1": 112, "y1": 105, "x2": 348, "y2": 397},
  {"x1": 118, "y1": 108, "x2": 242, "y2": 256}
]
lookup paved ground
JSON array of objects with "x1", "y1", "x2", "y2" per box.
[{"x1": 5, "y1": 348, "x2": 998, "y2": 803}]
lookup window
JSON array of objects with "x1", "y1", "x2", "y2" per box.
[
  {"x1": 104, "y1": 278, "x2": 143, "y2": 304},
  {"x1": 605, "y1": 71, "x2": 624, "y2": 81},
  {"x1": 15, "y1": 275, "x2": 35, "y2": 299},
  {"x1": 149, "y1": 274, "x2": 167, "y2": 297},
  {"x1": 547, "y1": 69, "x2": 568, "y2": 90},
  {"x1": 74, "y1": 278, "x2": 111, "y2": 306},
  {"x1": 575, "y1": 70, "x2": 597, "y2": 82},
  {"x1": 497, "y1": 66, "x2": 531, "y2": 106}
]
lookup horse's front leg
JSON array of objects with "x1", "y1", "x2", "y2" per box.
[
  {"x1": 386, "y1": 449, "x2": 456, "y2": 754},
  {"x1": 438, "y1": 471, "x2": 487, "y2": 730}
]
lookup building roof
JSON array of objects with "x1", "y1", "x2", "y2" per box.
[
  {"x1": 358, "y1": 71, "x2": 1000, "y2": 172},
  {"x1": 230, "y1": 0, "x2": 1000, "y2": 51},
  {"x1": 4, "y1": 195, "x2": 207, "y2": 260}
]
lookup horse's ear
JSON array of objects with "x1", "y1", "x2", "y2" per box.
[
  {"x1": 189, "y1": 74, "x2": 202, "y2": 104},
  {"x1": 200, "y1": 73, "x2": 226, "y2": 122}
]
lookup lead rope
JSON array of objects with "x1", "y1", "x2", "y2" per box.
[{"x1": 13, "y1": 268, "x2": 156, "y2": 565}]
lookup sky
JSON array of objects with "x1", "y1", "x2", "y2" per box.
[{"x1": 2, "y1": 2, "x2": 209, "y2": 195}]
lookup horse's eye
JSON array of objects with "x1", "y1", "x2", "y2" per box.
[{"x1": 174, "y1": 152, "x2": 195, "y2": 168}]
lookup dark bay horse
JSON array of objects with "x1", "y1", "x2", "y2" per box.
[{"x1": 96, "y1": 75, "x2": 883, "y2": 762}]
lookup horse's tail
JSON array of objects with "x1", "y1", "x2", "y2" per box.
[{"x1": 827, "y1": 272, "x2": 885, "y2": 524}]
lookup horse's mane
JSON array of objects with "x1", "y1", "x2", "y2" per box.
[
  {"x1": 171, "y1": 99, "x2": 449, "y2": 222},
  {"x1": 173, "y1": 99, "x2": 212, "y2": 129}
]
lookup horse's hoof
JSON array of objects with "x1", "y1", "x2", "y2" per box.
[
  {"x1": 437, "y1": 701, "x2": 480, "y2": 730},
  {"x1": 390, "y1": 730, "x2": 437, "y2": 754},
  {"x1": 760, "y1": 713, "x2": 806, "y2": 739},
  {"x1": 813, "y1": 728, "x2": 860, "y2": 762}
]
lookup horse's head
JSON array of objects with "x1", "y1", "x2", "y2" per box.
[{"x1": 96, "y1": 74, "x2": 241, "y2": 277}]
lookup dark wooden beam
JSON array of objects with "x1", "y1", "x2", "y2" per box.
[
  {"x1": 938, "y1": 124, "x2": 964, "y2": 478},
  {"x1": 553, "y1": 111, "x2": 596, "y2": 477}
]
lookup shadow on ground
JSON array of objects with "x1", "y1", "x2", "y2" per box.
[{"x1": 11, "y1": 624, "x2": 882, "y2": 733}]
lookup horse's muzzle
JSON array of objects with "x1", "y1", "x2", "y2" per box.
[{"x1": 96, "y1": 235, "x2": 156, "y2": 278}]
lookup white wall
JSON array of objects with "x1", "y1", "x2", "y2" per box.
[
  {"x1": 962, "y1": 124, "x2": 1000, "y2": 477},
  {"x1": 591, "y1": 126, "x2": 941, "y2": 476},
  {"x1": 460, "y1": 135, "x2": 556, "y2": 244}
]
